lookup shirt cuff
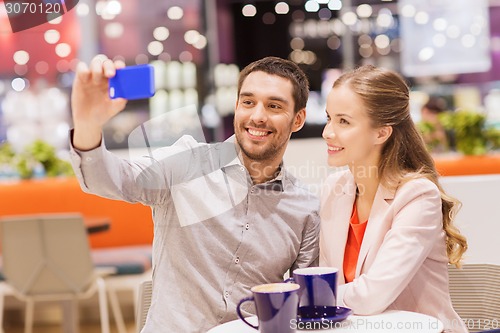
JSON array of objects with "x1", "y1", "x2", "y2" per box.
[{"x1": 69, "y1": 128, "x2": 105, "y2": 165}]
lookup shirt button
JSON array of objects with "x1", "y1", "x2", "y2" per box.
[
  {"x1": 245, "y1": 224, "x2": 250, "y2": 230},
  {"x1": 85, "y1": 157, "x2": 93, "y2": 162},
  {"x1": 240, "y1": 167, "x2": 245, "y2": 172},
  {"x1": 224, "y1": 291, "x2": 229, "y2": 298},
  {"x1": 235, "y1": 257, "x2": 240, "y2": 264}
]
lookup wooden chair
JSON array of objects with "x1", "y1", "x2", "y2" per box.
[
  {"x1": 448, "y1": 264, "x2": 500, "y2": 333},
  {"x1": 0, "y1": 214, "x2": 125, "y2": 333},
  {"x1": 135, "y1": 280, "x2": 152, "y2": 333}
]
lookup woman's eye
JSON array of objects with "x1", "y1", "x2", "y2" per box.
[{"x1": 339, "y1": 118, "x2": 349, "y2": 125}]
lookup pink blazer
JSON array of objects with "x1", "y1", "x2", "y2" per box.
[{"x1": 319, "y1": 170, "x2": 467, "y2": 333}]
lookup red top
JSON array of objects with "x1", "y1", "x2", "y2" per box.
[{"x1": 343, "y1": 200, "x2": 368, "y2": 283}]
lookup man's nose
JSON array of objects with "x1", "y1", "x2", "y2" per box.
[{"x1": 250, "y1": 103, "x2": 268, "y2": 123}]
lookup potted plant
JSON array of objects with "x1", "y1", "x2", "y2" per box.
[
  {"x1": 439, "y1": 110, "x2": 500, "y2": 155},
  {"x1": 0, "y1": 140, "x2": 74, "y2": 179}
]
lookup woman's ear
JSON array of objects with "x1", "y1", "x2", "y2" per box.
[
  {"x1": 292, "y1": 109, "x2": 307, "y2": 132},
  {"x1": 375, "y1": 125, "x2": 393, "y2": 144}
]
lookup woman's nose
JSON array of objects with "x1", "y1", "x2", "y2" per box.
[{"x1": 322, "y1": 123, "x2": 334, "y2": 140}]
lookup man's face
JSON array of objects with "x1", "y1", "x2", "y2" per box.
[{"x1": 234, "y1": 71, "x2": 304, "y2": 164}]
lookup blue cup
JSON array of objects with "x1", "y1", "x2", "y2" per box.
[
  {"x1": 291, "y1": 267, "x2": 338, "y2": 318},
  {"x1": 237, "y1": 282, "x2": 300, "y2": 333}
]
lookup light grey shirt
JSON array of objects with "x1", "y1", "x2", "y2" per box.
[{"x1": 69, "y1": 134, "x2": 320, "y2": 333}]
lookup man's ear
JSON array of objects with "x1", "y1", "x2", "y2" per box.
[
  {"x1": 292, "y1": 109, "x2": 307, "y2": 133},
  {"x1": 375, "y1": 125, "x2": 393, "y2": 144}
]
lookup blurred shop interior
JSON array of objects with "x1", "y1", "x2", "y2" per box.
[{"x1": 1, "y1": 0, "x2": 500, "y2": 171}]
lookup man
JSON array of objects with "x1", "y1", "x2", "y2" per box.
[{"x1": 69, "y1": 55, "x2": 319, "y2": 333}]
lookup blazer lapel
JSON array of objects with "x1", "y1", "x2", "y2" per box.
[
  {"x1": 355, "y1": 183, "x2": 394, "y2": 276},
  {"x1": 328, "y1": 173, "x2": 357, "y2": 283}
]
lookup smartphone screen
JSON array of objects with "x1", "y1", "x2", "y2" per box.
[{"x1": 109, "y1": 64, "x2": 155, "y2": 100}]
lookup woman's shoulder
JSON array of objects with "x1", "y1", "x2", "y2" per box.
[{"x1": 395, "y1": 176, "x2": 440, "y2": 201}]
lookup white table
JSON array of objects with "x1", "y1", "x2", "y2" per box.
[{"x1": 207, "y1": 310, "x2": 444, "y2": 333}]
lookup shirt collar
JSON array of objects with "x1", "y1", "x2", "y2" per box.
[{"x1": 222, "y1": 135, "x2": 285, "y2": 191}]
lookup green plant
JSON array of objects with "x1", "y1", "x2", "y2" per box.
[
  {"x1": 417, "y1": 121, "x2": 449, "y2": 153},
  {"x1": 0, "y1": 140, "x2": 74, "y2": 179},
  {"x1": 439, "y1": 110, "x2": 500, "y2": 155},
  {"x1": 0, "y1": 142, "x2": 15, "y2": 164}
]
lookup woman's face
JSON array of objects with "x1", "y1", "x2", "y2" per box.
[{"x1": 322, "y1": 86, "x2": 386, "y2": 171}]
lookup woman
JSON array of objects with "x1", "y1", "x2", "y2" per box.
[{"x1": 319, "y1": 65, "x2": 468, "y2": 333}]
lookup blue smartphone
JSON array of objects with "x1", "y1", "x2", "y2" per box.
[{"x1": 109, "y1": 64, "x2": 155, "y2": 100}]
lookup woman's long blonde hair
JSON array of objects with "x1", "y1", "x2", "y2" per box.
[{"x1": 334, "y1": 65, "x2": 467, "y2": 267}]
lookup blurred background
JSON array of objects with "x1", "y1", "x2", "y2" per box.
[{"x1": 1, "y1": 0, "x2": 499, "y2": 156}]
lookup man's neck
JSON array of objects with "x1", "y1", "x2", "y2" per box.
[{"x1": 240, "y1": 154, "x2": 282, "y2": 184}]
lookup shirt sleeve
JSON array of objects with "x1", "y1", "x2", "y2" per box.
[
  {"x1": 291, "y1": 209, "x2": 320, "y2": 271},
  {"x1": 69, "y1": 129, "x2": 188, "y2": 206},
  {"x1": 342, "y1": 179, "x2": 444, "y2": 315}
]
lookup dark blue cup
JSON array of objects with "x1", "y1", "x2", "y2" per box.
[
  {"x1": 237, "y1": 283, "x2": 300, "y2": 333},
  {"x1": 291, "y1": 267, "x2": 338, "y2": 312}
]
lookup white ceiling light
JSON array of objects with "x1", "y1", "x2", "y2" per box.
[
  {"x1": 193, "y1": 36, "x2": 207, "y2": 49},
  {"x1": 148, "y1": 41, "x2": 164, "y2": 56},
  {"x1": 418, "y1": 47, "x2": 434, "y2": 61},
  {"x1": 356, "y1": 4, "x2": 372, "y2": 18},
  {"x1": 432, "y1": 33, "x2": 447, "y2": 47},
  {"x1": 44, "y1": 29, "x2": 60, "y2": 44},
  {"x1": 374, "y1": 34, "x2": 390, "y2": 49},
  {"x1": 12, "y1": 78, "x2": 27, "y2": 92},
  {"x1": 167, "y1": 6, "x2": 183, "y2": 20},
  {"x1": 275, "y1": 2, "x2": 289, "y2": 15},
  {"x1": 242, "y1": 4, "x2": 257, "y2": 17},
  {"x1": 461, "y1": 34, "x2": 476, "y2": 48},
  {"x1": 414, "y1": 11, "x2": 429, "y2": 25},
  {"x1": 400, "y1": 4, "x2": 416, "y2": 18},
  {"x1": 55, "y1": 43, "x2": 72, "y2": 57},
  {"x1": 107, "y1": 0, "x2": 122, "y2": 15},
  {"x1": 153, "y1": 27, "x2": 170, "y2": 41},
  {"x1": 328, "y1": 0, "x2": 342, "y2": 11},
  {"x1": 341, "y1": 12, "x2": 358, "y2": 26},
  {"x1": 104, "y1": 22, "x2": 124, "y2": 38},
  {"x1": 13, "y1": 50, "x2": 29, "y2": 65},
  {"x1": 184, "y1": 30, "x2": 200, "y2": 44},
  {"x1": 305, "y1": 1, "x2": 320, "y2": 12},
  {"x1": 76, "y1": 3, "x2": 90, "y2": 16},
  {"x1": 48, "y1": 15, "x2": 62, "y2": 24},
  {"x1": 433, "y1": 18, "x2": 448, "y2": 32}
]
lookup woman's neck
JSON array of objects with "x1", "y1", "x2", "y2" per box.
[{"x1": 351, "y1": 164, "x2": 380, "y2": 222}]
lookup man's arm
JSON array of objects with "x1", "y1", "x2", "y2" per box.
[
  {"x1": 70, "y1": 55, "x2": 169, "y2": 205},
  {"x1": 291, "y1": 211, "x2": 320, "y2": 271},
  {"x1": 71, "y1": 55, "x2": 127, "y2": 151}
]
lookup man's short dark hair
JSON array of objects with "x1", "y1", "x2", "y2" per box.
[{"x1": 237, "y1": 56, "x2": 309, "y2": 113}]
